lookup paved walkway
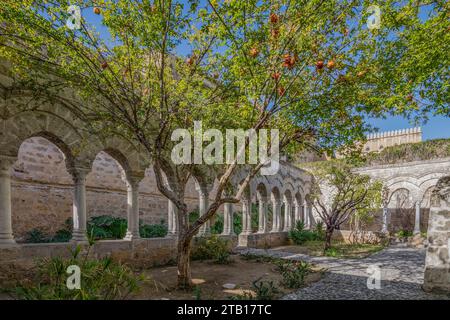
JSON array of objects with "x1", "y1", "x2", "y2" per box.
[{"x1": 238, "y1": 245, "x2": 450, "y2": 300}]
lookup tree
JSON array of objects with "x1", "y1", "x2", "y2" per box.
[
  {"x1": 1, "y1": 0, "x2": 448, "y2": 288},
  {"x1": 309, "y1": 161, "x2": 383, "y2": 251}
]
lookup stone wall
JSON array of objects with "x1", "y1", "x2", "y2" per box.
[
  {"x1": 423, "y1": 177, "x2": 450, "y2": 293},
  {"x1": 10, "y1": 137, "x2": 201, "y2": 240}
]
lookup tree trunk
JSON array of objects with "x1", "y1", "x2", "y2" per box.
[
  {"x1": 177, "y1": 233, "x2": 193, "y2": 289},
  {"x1": 324, "y1": 226, "x2": 334, "y2": 251}
]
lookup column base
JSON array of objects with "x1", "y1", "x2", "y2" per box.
[
  {"x1": 124, "y1": 231, "x2": 140, "y2": 240},
  {"x1": 0, "y1": 237, "x2": 18, "y2": 248},
  {"x1": 71, "y1": 230, "x2": 88, "y2": 242},
  {"x1": 167, "y1": 232, "x2": 178, "y2": 238}
]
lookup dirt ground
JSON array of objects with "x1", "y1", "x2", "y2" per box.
[{"x1": 133, "y1": 255, "x2": 322, "y2": 300}]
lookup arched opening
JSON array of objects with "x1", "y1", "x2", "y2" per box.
[
  {"x1": 12, "y1": 135, "x2": 73, "y2": 243},
  {"x1": 85, "y1": 150, "x2": 131, "y2": 240},
  {"x1": 420, "y1": 186, "x2": 440, "y2": 233},
  {"x1": 388, "y1": 188, "x2": 414, "y2": 233}
]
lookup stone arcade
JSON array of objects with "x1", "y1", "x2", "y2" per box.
[{"x1": 0, "y1": 62, "x2": 448, "y2": 294}]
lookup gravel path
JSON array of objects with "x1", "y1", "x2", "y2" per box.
[{"x1": 237, "y1": 245, "x2": 450, "y2": 300}]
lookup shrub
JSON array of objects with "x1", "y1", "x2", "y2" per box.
[
  {"x1": 313, "y1": 221, "x2": 325, "y2": 241},
  {"x1": 24, "y1": 228, "x2": 49, "y2": 243},
  {"x1": 87, "y1": 215, "x2": 128, "y2": 240},
  {"x1": 276, "y1": 260, "x2": 311, "y2": 289},
  {"x1": 251, "y1": 278, "x2": 279, "y2": 300},
  {"x1": 324, "y1": 247, "x2": 339, "y2": 257},
  {"x1": 191, "y1": 235, "x2": 231, "y2": 264},
  {"x1": 288, "y1": 221, "x2": 320, "y2": 245},
  {"x1": 396, "y1": 230, "x2": 413, "y2": 239},
  {"x1": 9, "y1": 245, "x2": 145, "y2": 300},
  {"x1": 50, "y1": 218, "x2": 73, "y2": 242},
  {"x1": 139, "y1": 220, "x2": 168, "y2": 238},
  {"x1": 211, "y1": 214, "x2": 224, "y2": 234}
]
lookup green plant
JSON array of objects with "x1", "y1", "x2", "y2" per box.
[
  {"x1": 191, "y1": 235, "x2": 231, "y2": 264},
  {"x1": 211, "y1": 215, "x2": 224, "y2": 234},
  {"x1": 193, "y1": 285, "x2": 202, "y2": 300},
  {"x1": 87, "y1": 215, "x2": 128, "y2": 240},
  {"x1": 324, "y1": 247, "x2": 339, "y2": 257},
  {"x1": 139, "y1": 220, "x2": 168, "y2": 238},
  {"x1": 288, "y1": 221, "x2": 321, "y2": 245},
  {"x1": 24, "y1": 229, "x2": 49, "y2": 243},
  {"x1": 396, "y1": 230, "x2": 413, "y2": 239},
  {"x1": 313, "y1": 221, "x2": 325, "y2": 241},
  {"x1": 50, "y1": 218, "x2": 73, "y2": 243},
  {"x1": 251, "y1": 277, "x2": 279, "y2": 300},
  {"x1": 276, "y1": 260, "x2": 311, "y2": 289},
  {"x1": 9, "y1": 245, "x2": 145, "y2": 300}
]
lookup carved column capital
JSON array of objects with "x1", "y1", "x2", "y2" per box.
[
  {"x1": 68, "y1": 166, "x2": 91, "y2": 184},
  {"x1": 0, "y1": 155, "x2": 17, "y2": 175}
]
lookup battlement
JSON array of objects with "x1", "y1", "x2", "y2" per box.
[
  {"x1": 364, "y1": 127, "x2": 422, "y2": 153},
  {"x1": 367, "y1": 127, "x2": 422, "y2": 140}
]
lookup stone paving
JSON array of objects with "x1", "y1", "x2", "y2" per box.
[{"x1": 237, "y1": 245, "x2": 450, "y2": 300}]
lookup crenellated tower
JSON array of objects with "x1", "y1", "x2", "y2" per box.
[{"x1": 363, "y1": 127, "x2": 422, "y2": 153}]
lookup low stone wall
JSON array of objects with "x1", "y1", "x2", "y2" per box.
[
  {"x1": 331, "y1": 230, "x2": 386, "y2": 244},
  {"x1": 238, "y1": 232, "x2": 289, "y2": 248},
  {"x1": 0, "y1": 234, "x2": 240, "y2": 284}
]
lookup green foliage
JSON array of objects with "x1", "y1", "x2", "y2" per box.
[
  {"x1": 324, "y1": 247, "x2": 339, "y2": 257},
  {"x1": 364, "y1": 139, "x2": 450, "y2": 166},
  {"x1": 139, "y1": 220, "x2": 168, "y2": 238},
  {"x1": 396, "y1": 230, "x2": 413, "y2": 239},
  {"x1": 193, "y1": 285, "x2": 202, "y2": 300},
  {"x1": 230, "y1": 278, "x2": 279, "y2": 300},
  {"x1": 87, "y1": 215, "x2": 128, "y2": 240},
  {"x1": 251, "y1": 278, "x2": 279, "y2": 300},
  {"x1": 276, "y1": 260, "x2": 311, "y2": 289},
  {"x1": 210, "y1": 214, "x2": 223, "y2": 235},
  {"x1": 289, "y1": 221, "x2": 323, "y2": 245},
  {"x1": 24, "y1": 228, "x2": 48, "y2": 243},
  {"x1": 24, "y1": 218, "x2": 73, "y2": 243},
  {"x1": 191, "y1": 235, "x2": 231, "y2": 264},
  {"x1": 10, "y1": 245, "x2": 145, "y2": 300}
]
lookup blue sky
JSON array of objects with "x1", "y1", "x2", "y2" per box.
[{"x1": 80, "y1": 4, "x2": 449, "y2": 142}]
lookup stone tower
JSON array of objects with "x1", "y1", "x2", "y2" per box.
[{"x1": 363, "y1": 127, "x2": 422, "y2": 153}]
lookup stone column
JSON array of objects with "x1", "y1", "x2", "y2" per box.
[
  {"x1": 271, "y1": 199, "x2": 281, "y2": 232},
  {"x1": 241, "y1": 198, "x2": 252, "y2": 234},
  {"x1": 70, "y1": 167, "x2": 90, "y2": 242},
  {"x1": 414, "y1": 202, "x2": 421, "y2": 234},
  {"x1": 283, "y1": 200, "x2": 292, "y2": 231},
  {"x1": 294, "y1": 202, "x2": 301, "y2": 226},
  {"x1": 0, "y1": 156, "x2": 17, "y2": 246},
  {"x1": 257, "y1": 197, "x2": 268, "y2": 233},
  {"x1": 167, "y1": 199, "x2": 179, "y2": 236},
  {"x1": 303, "y1": 201, "x2": 310, "y2": 229},
  {"x1": 124, "y1": 176, "x2": 141, "y2": 240},
  {"x1": 197, "y1": 190, "x2": 210, "y2": 236},
  {"x1": 381, "y1": 206, "x2": 388, "y2": 233},
  {"x1": 222, "y1": 202, "x2": 234, "y2": 235}
]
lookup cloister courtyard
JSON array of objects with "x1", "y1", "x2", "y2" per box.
[{"x1": 0, "y1": 0, "x2": 449, "y2": 303}]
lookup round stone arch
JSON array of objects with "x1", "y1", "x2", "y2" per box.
[
  {"x1": 386, "y1": 180, "x2": 421, "y2": 208},
  {"x1": 77, "y1": 136, "x2": 147, "y2": 178},
  {"x1": 418, "y1": 172, "x2": 450, "y2": 203},
  {"x1": 0, "y1": 112, "x2": 83, "y2": 167}
]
